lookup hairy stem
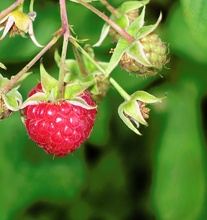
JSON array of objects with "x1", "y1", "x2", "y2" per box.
[
  {"x1": 75, "y1": 0, "x2": 134, "y2": 43},
  {"x1": 1, "y1": 30, "x2": 62, "y2": 94},
  {"x1": 57, "y1": 0, "x2": 70, "y2": 99},
  {"x1": 0, "y1": 0, "x2": 24, "y2": 20}
]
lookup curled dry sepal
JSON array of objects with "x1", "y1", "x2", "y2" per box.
[
  {"x1": 118, "y1": 91, "x2": 164, "y2": 135},
  {"x1": 22, "y1": 62, "x2": 98, "y2": 156},
  {"x1": 94, "y1": 0, "x2": 168, "y2": 77},
  {"x1": 0, "y1": 9, "x2": 43, "y2": 47}
]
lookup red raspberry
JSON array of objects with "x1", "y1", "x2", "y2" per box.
[{"x1": 24, "y1": 83, "x2": 97, "y2": 156}]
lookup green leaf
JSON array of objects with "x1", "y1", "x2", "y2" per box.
[
  {"x1": 165, "y1": 3, "x2": 207, "y2": 63},
  {"x1": 151, "y1": 65, "x2": 207, "y2": 219},
  {"x1": 180, "y1": 0, "x2": 207, "y2": 51}
]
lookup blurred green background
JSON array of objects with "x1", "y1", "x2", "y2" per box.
[{"x1": 0, "y1": 0, "x2": 207, "y2": 219}]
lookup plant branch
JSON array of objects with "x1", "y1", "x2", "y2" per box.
[
  {"x1": 0, "y1": 0, "x2": 24, "y2": 20},
  {"x1": 75, "y1": 0, "x2": 134, "y2": 43},
  {"x1": 1, "y1": 29, "x2": 62, "y2": 94},
  {"x1": 100, "y1": 0, "x2": 119, "y2": 17}
]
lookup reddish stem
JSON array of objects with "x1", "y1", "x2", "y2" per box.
[
  {"x1": 100, "y1": 0, "x2": 119, "y2": 17},
  {"x1": 0, "y1": 0, "x2": 24, "y2": 20},
  {"x1": 75, "y1": 0, "x2": 134, "y2": 43},
  {"x1": 1, "y1": 29, "x2": 62, "y2": 94}
]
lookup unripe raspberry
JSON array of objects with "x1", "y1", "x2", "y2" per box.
[{"x1": 119, "y1": 33, "x2": 167, "y2": 77}]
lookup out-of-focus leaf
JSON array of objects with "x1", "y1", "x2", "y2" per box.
[
  {"x1": 180, "y1": 0, "x2": 207, "y2": 51},
  {"x1": 151, "y1": 61, "x2": 207, "y2": 220},
  {"x1": 165, "y1": 3, "x2": 207, "y2": 63},
  {"x1": 89, "y1": 98, "x2": 111, "y2": 145}
]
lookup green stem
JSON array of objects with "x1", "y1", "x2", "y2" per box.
[
  {"x1": 109, "y1": 77, "x2": 130, "y2": 101},
  {"x1": 0, "y1": 0, "x2": 24, "y2": 20},
  {"x1": 75, "y1": 0, "x2": 134, "y2": 44},
  {"x1": 1, "y1": 30, "x2": 61, "y2": 94},
  {"x1": 72, "y1": 45, "x2": 88, "y2": 77},
  {"x1": 57, "y1": 0, "x2": 70, "y2": 99},
  {"x1": 70, "y1": 38, "x2": 105, "y2": 74},
  {"x1": 29, "y1": 0, "x2": 35, "y2": 12}
]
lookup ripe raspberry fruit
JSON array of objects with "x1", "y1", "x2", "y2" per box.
[{"x1": 24, "y1": 83, "x2": 97, "y2": 156}]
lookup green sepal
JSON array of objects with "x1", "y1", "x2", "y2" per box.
[
  {"x1": 0, "y1": 75, "x2": 9, "y2": 87},
  {"x1": 0, "y1": 74, "x2": 23, "y2": 111},
  {"x1": 118, "y1": 101, "x2": 143, "y2": 135},
  {"x1": 136, "y1": 13, "x2": 162, "y2": 39},
  {"x1": 118, "y1": 0, "x2": 149, "y2": 14},
  {"x1": 131, "y1": 91, "x2": 164, "y2": 103},
  {"x1": 105, "y1": 38, "x2": 129, "y2": 77},
  {"x1": 64, "y1": 77, "x2": 96, "y2": 100},
  {"x1": 0, "y1": 62, "x2": 6, "y2": 70},
  {"x1": 126, "y1": 5, "x2": 146, "y2": 36},
  {"x1": 127, "y1": 41, "x2": 151, "y2": 66},
  {"x1": 40, "y1": 61, "x2": 58, "y2": 97},
  {"x1": 21, "y1": 92, "x2": 47, "y2": 109},
  {"x1": 118, "y1": 90, "x2": 164, "y2": 135},
  {"x1": 67, "y1": 97, "x2": 97, "y2": 110},
  {"x1": 2, "y1": 90, "x2": 22, "y2": 111},
  {"x1": 10, "y1": 72, "x2": 33, "y2": 90},
  {"x1": 93, "y1": 24, "x2": 110, "y2": 47}
]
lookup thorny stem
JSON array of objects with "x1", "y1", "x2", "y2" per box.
[
  {"x1": 109, "y1": 77, "x2": 130, "y2": 101},
  {"x1": 58, "y1": 0, "x2": 70, "y2": 99},
  {"x1": 75, "y1": 0, "x2": 134, "y2": 44},
  {"x1": 1, "y1": 30, "x2": 62, "y2": 94},
  {"x1": 100, "y1": 0, "x2": 119, "y2": 17},
  {"x1": 0, "y1": 0, "x2": 24, "y2": 20}
]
